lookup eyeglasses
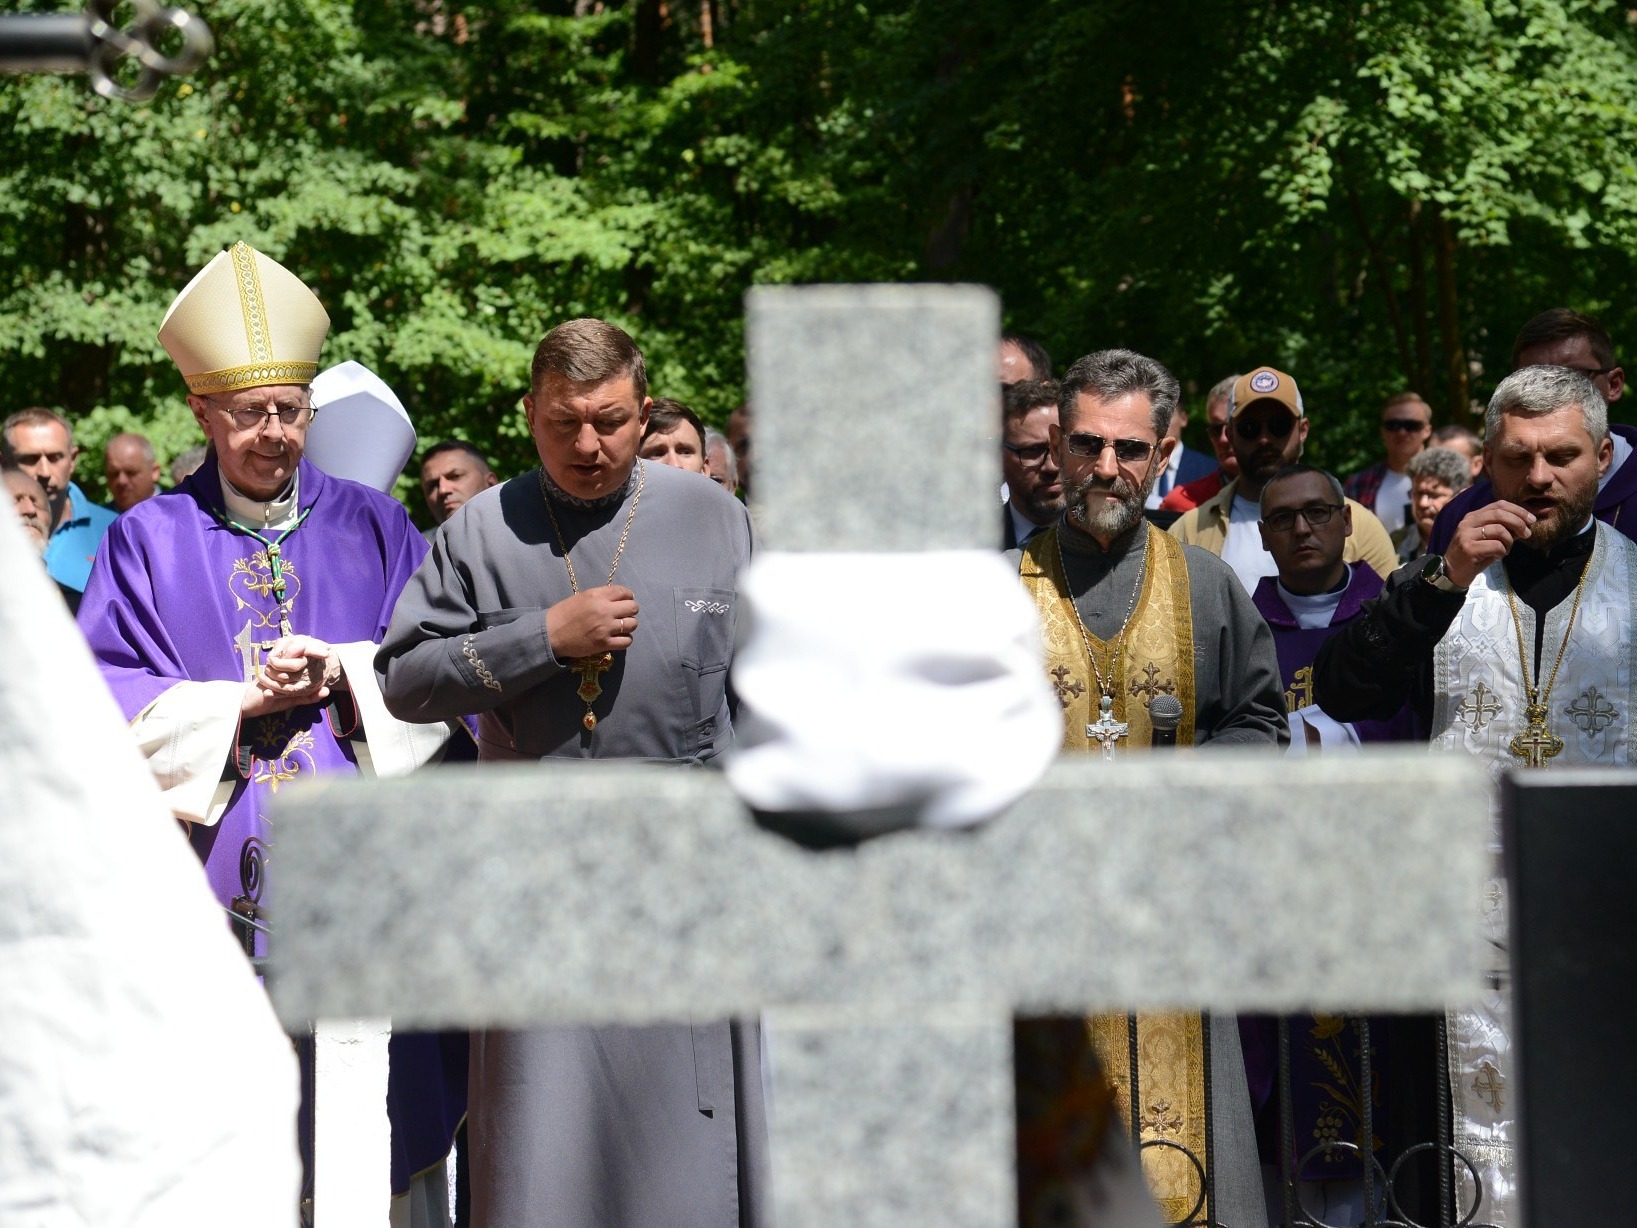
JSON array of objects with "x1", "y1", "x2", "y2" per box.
[
  {"x1": 1261, "y1": 502, "x2": 1344, "y2": 533},
  {"x1": 1382, "y1": 418, "x2": 1430, "y2": 433},
  {"x1": 1064, "y1": 433, "x2": 1155, "y2": 465},
  {"x1": 1002, "y1": 441, "x2": 1053, "y2": 466},
  {"x1": 220, "y1": 403, "x2": 314, "y2": 431},
  {"x1": 1234, "y1": 414, "x2": 1296, "y2": 442},
  {"x1": 1567, "y1": 365, "x2": 1617, "y2": 379}
]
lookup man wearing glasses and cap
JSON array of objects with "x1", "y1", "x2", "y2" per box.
[
  {"x1": 78, "y1": 241, "x2": 468, "y2": 1225},
  {"x1": 1170, "y1": 365, "x2": 1398, "y2": 593}
]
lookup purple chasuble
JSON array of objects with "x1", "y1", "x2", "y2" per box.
[
  {"x1": 80, "y1": 455, "x2": 427, "y2": 914},
  {"x1": 1250, "y1": 566, "x2": 1415, "y2": 743},
  {"x1": 1242, "y1": 566, "x2": 1414, "y2": 1181},
  {"x1": 78, "y1": 455, "x2": 461, "y2": 1194}
]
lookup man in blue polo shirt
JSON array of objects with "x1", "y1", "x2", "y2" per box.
[{"x1": 2, "y1": 408, "x2": 117, "y2": 593}]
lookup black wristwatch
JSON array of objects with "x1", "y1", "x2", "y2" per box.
[{"x1": 1419, "y1": 553, "x2": 1466, "y2": 594}]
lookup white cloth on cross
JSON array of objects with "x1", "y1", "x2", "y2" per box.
[{"x1": 726, "y1": 550, "x2": 1060, "y2": 838}]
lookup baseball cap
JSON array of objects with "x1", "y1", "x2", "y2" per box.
[{"x1": 1230, "y1": 366, "x2": 1304, "y2": 419}]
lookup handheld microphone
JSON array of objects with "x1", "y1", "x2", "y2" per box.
[{"x1": 1149, "y1": 693, "x2": 1184, "y2": 749}]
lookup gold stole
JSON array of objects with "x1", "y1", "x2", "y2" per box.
[{"x1": 1019, "y1": 524, "x2": 1210, "y2": 1223}]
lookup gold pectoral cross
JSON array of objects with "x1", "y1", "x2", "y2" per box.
[
  {"x1": 572, "y1": 652, "x2": 614, "y2": 730},
  {"x1": 1509, "y1": 704, "x2": 1564, "y2": 768}
]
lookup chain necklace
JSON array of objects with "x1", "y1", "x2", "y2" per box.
[
  {"x1": 210, "y1": 504, "x2": 312, "y2": 637},
  {"x1": 1500, "y1": 551, "x2": 1591, "y2": 768},
  {"x1": 1057, "y1": 527, "x2": 1147, "y2": 759},
  {"x1": 540, "y1": 463, "x2": 646, "y2": 731}
]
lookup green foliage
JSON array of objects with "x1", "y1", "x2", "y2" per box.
[{"x1": 4, "y1": 0, "x2": 1637, "y2": 504}]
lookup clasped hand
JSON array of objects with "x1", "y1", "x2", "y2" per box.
[{"x1": 241, "y1": 635, "x2": 345, "y2": 716}]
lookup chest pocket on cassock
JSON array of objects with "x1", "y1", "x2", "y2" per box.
[{"x1": 674, "y1": 587, "x2": 735, "y2": 752}]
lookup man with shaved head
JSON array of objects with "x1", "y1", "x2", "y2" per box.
[{"x1": 103, "y1": 432, "x2": 162, "y2": 513}]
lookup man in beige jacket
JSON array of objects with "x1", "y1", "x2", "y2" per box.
[{"x1": 1170, "y1": 366, "x2": 1397, "y2": 591}]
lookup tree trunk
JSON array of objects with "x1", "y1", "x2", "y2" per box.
[
  {"x1": 1431, "y1": 203, "x2": 1471, "y2": 426},
  {"x1": 1346, "y1": 185, "x2": 1412, "y2": 388},
  {"x1": 632, "y1": 0, "x2": 666, "y2": 83},
  {"x1": 1405, "y1": 199, "x2": 1433, "y2": 399},
  {"x1": 58, "y1": 198, "x2": 111, "y2": 415}
]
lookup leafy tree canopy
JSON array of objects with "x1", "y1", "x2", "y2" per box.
[{"x1": 4, "y1": 0, "x2": 1637, "y2": 514}]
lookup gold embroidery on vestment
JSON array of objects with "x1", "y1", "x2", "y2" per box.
[
  {"x1": 1020, "y1": 523, "x2": 1197, "y2": 752},
  {"x1": 1021, "y1": 524, "x2": 1208, "y2": 1219}
]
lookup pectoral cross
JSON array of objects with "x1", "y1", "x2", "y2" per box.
[
  {"x1": 1086, "y1": 694, "x2": 1129, "y2": 762},
  {"x1": 1508, "y1": 705, "x2": 1564, "y2": 768},
  {"x1": 572, "y1": 652, "x2": 614, "y2": 731}
]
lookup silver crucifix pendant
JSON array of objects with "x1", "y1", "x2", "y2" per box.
[{"x1": 1086, "y1": 694, "x2": 1130, "y2": 762}]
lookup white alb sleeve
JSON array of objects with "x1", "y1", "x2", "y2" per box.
[{"x1": 129, "y1": 680, "x2": 246, "y2": 825}]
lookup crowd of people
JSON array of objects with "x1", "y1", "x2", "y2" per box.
[{"x1": 5, "y1": 238, "x2": 1629, "y2": 1227}]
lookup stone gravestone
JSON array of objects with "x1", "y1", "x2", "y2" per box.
[{"x1": 268, "y1": 285, "x2": 1491, "y2": 1226}]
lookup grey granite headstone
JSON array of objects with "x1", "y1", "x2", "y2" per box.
[{"x1": 745, "y1": 284, "x2": 999, "y2": 552}]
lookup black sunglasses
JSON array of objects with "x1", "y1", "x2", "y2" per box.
[
  {"x1": 1382, "y1": 418, "x2": 1429, "y2": 433},
  {"x1": 1064, "y1": 433, "x2": 1155, "y2": 465},
  {"x1": 1234, "y1": 415, "x2": 1296, "y2": 442}
]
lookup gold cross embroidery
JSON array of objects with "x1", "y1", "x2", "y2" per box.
[
  {"x1": 1050, "y1": 665, "x2": 1086, "y2": 707},
  {"x1": 1128, "y1": 661, "x2": 1175, "y2": 706},
  {"x1": 1472, "y1": 1061, "x2": 1505, "y2": 1112},
  {"x1": 1284, "y1": 665, "x2": 1315, "y2": 712}
]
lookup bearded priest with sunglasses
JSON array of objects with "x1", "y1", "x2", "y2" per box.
[
  {"x1": 1171, "y1": 366, "x2": 1399, "y2": 593},
  {"x1": 1006, "y1": 349, "x2": 1285, "y2": 1228},
  {"x1": 77, "y1": 242, "x2": 470, "y2": 1225}
]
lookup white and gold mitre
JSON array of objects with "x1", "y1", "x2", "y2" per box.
[{"x1": 158, "y1": 241, "x2": 330, "y2": 394}]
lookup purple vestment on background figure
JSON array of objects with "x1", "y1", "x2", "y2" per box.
[
  {"x1": 78, "y1": 453, "x2": 464, "y2": 1195},
  {"x1": 1252, "y1": 565, "x2": 1417, "y2": 743}
]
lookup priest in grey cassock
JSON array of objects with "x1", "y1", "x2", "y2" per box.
[
  {"x1": 1005, "y1": 348, "x2": 1286, "y2": 1228},
  {"x1": 78, "y1": 242, "x2": 471, "y2": 1226},
  {"x1": 1316, "y1": 364, "x2": 1637, "y2": 1227},
  {"x1": 376, "y1": 318, "x2": 768, "y2": 1228}
]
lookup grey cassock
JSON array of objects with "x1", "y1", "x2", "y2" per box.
[{"x1": 377, "y1": 460, "x2": 769, "y2": 1228}]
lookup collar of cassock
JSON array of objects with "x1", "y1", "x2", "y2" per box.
[
  {"x1": 221, "y1": 472, "x2": 300, "y2": 532},
  {"x1": 1503, "y1": 516, "x2": 1595, "y2": 616},
  {"x1": 540, "y1": 462, "x2": 639, "y2": 511},
  {"x1": 1057, "y1": 515, "x2": 1146, "y2": 559}
]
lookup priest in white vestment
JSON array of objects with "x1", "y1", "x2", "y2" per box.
[{"x1": 1315, "y1": 364, "x2": 1637, "y2": 1226}]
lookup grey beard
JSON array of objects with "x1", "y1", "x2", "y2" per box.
[
  {"x1": 1064, "y1": 472, "x2": 1152, "y2": 538},
  {"x1": 540, "y1": 462, "x2": 638, "y2": 509}
]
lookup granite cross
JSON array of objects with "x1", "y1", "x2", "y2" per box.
[{"x1": 268, "y1": 285, "x2": 1490, "y2": 1227}]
